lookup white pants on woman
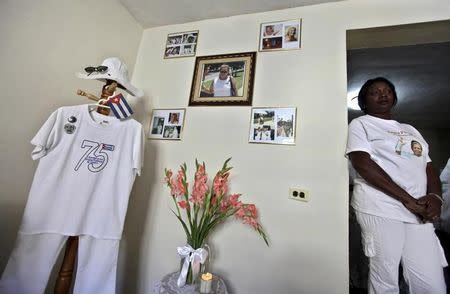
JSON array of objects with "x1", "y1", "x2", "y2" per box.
[
  {"x1": 355, "y1": 212, "x2": 448, "y2": 294},
  {"x1": 0, "y1": 233, "x2": 119, "y2": 294}
]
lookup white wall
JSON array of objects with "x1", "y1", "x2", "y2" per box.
[
  {"x1": 1, "y1": 0, "x2": 449, "y2": 294},
  {"x1": 0, "y1": 0, "x2": 142, "y2": 292},
  {"x1": 126, "y1": 0, "x2": 450, "y2": 293}
]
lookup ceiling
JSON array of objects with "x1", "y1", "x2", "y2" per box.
[
  {"x1": 347, "y1": 21, "x2": 450, "y2": 129},
  {"x1": 119, "y1": 0, "x2": 341, "y2": 28}
]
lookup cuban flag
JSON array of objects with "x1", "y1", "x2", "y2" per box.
[{"x1": 107, "y1": 93, "x2": 133, "y2": 119}]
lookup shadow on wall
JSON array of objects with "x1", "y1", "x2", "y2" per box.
[
  {"x1": 0, "y1": 205, "x2": 24, "y2": 274},
  {"x1": 116, "y1": 93, "x2": 160, "y2": 293}
]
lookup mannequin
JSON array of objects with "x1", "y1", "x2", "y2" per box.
[
  {"x1": 76, "y1": 79, "x2": 120, "y2": 115},
  {"x1": 54, "y1": 79, "x2": 121, "y2": 294},
  {"x1": 0, "y1": 57, "x2": 144, "y2": 294}
]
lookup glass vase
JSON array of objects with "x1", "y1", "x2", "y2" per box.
[{"x1": 181, "y1": 243, "x2": 210, "y2": 285}]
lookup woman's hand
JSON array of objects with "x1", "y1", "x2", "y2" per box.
[
  {"x1": 417, "y1": 194, "x2": 443, "y2": 222},
  {"x1": 403, "y1": 199, "x2": 427, "y2": 221}
]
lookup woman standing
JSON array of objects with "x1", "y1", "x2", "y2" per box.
[
  {"x1": 346, "y1": 77, "x2": 447, "y2": 293},
  {"x1": 208, "y1": 64, "x2": 238, "y2": 97}
]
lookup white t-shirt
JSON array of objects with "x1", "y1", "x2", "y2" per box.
[
  {"x1": 346, "y1": 115, "x2": 430, "y2": 223},
  {"x1": 213, "y1": 77, "x2": 231, "y2": 97},
  {"x1": 19, "y1": 104, "x2": 144, "y2": 239}
]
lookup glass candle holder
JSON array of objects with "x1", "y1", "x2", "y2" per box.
[{"x1": 199, "y1": 272, "x2": 213, "y2": 293}]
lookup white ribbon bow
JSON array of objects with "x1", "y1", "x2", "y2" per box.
[{"x1": 177, "y1": 245, "x2": 208, "y2": 287}]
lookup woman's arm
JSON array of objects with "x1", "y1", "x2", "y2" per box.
[
  {"x1": 416, "y1": 162, "x2": 443, "y2": 221},
  {"x1": 208, "y1": 81, "x2": 215, "y2": 96},
  {"x1": 230, "y1": 76, "x2": 238, "y2": 96},
  {"x1": 349, "y1": 151, "x2": 426, "y2": 218}
]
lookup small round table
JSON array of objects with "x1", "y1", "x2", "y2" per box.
[{"x1": 153, "y1": 271, "x2": 228, "y2": 294}]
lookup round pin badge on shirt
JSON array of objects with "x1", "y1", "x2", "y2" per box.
[
  {"x1": 68, "y1": 116, "x2": 77, "y2": 123},
  {"x1": 64, "y1": 123, "x2": 76, "y2": 134}
]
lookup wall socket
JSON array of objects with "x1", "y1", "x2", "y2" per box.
[{"x1": 289, "y1": 187, "x2": 310, "y2": 202}]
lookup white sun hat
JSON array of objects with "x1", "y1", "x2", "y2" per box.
[{"x1": 76, "y1": 57, "x2": 144, "y2": 98}]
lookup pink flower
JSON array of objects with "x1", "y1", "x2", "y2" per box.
[
  {"x1": 164, "y1": 169, "x2": 173, "y2": 185},
  {"x1": 219, "y1": 198, "x2": 230, "y2": 212},
  {"x1": 243, "y1": 216, "x2": 259, "y2": 229},
  {"x1": 210, "y1": 195, "x2": 217, "y2": 206},
  {"x1": 233, "y1": 204, "x2": 260, "y2": 230},
  {"x1": 190, "y1": 163, "x2": 208, "y2": 205},
  {"x1": 163, "y1": 158, "x2": 269, "y2": 247},
  {"x1": 247, "y1": 204, "x2": 257, "y2": 218},
  {"x1": 229, "y1": 194, "x2": 241, "y2": 207},
  {"x1": 234, "y1": 206, "x2": 246, "y2": 219},
  {"x1": 170, "y1": 169, "x2": 187, "y2": 197},
  {"x1": 213, "y1": 173, "x2": 229, "y2": 196},
  {"x1": 178, "y1": 200, "x2": 189, "y2": 209}
]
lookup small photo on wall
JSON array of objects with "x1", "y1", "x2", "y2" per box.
[
  {"x1": 148, "y1": 108, "x2": 186, "y2": 140},
  {"x1": 259, "y1": 19, "x2": 302, "y2": 52},
  {"x1": 164, "y1": 30, "x2": 199, "y2": 58},
  {"x1": 249, "y1": 107, "x2": 296, "y2": 145}
]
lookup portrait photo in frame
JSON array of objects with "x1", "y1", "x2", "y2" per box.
[
  {"x1": 249, "y1": 107, "x2": 297, "y2": 145},
  {"x1": 148, "y1": 108, "x2": 186, "y2": 140},
  {"x1": 189, "y1": 52, "x2": 256, "y2": 106},
  {"x1": 164, "y1": 30, "x2": 199, "y2": 58},
  {"x1": 259, "y1": 19, "x2": 302, "y2": 52}
]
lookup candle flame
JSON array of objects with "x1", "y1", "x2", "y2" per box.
[{"x1": 201, "y1": 272, "x2": 213, "y2": 281}]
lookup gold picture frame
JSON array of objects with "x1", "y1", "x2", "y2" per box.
[{"x1": 188, "y1": 52, "x2": 256, "y2": 106}]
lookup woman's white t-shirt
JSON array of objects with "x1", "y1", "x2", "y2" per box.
[
  {"x1": 20, "y1": 104, "x2": 144, "y2": 239},
  {"x1": 346, "y1": 115, "x2": 430, "y2": 223},
  {"x1": 213, "y1": 76, "x2": 231, "y2": 97}
]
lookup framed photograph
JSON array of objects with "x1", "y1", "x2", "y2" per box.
[
  {"x1": 164, "y1": 30, "x2": 198, "y2": 58},
  {"x1": 189, "y1": 52, "x2": 256, "y2": 106},
  {"x1": 259, "y1": 19, "x2": 302, "y2": 52},
  {"x1": 249, "y1": 107, "x2": 297, "y2": 145},
  {"x1": 148, "y1": 108, "x2": 186, "y2": 140}
]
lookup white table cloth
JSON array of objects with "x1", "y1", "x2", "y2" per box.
[{"x1": 153, "y1": 271, "x2": 228, "y2": 294}]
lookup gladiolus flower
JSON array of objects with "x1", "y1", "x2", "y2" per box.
[
  {"x1": 246, "y1": 204, "x2": 257, "y2": 218},
  {"x1": 243, "y1": 216, "x2": 259, "y2": 229},
  {"x1": 219, "y1": 199, "x2": 230, "y2": 212},
  {"x1": 234, "y1": 206, "x2": 246, "y2": 219},
  {"x1": 229, "y1": 194, "x2": 241, "y2": 207},
  {"x1": 164, "y1": 169, "x2": 173, "y2": 185},
  {"x1": 178, "y1": 200, "x2": 188, "y2": 209},
  {"x1": 191, "y1": 163, "x2": 208, "y2": 205},
  {"x1": 170, "y1": 169, "x2": 187, "y2": 197},
  {"x1": 163, "y1": 158, "x2": 269, "y2": 248},
  {"x1": 213, "y1": 173, "x2": 229, "y2": 196}
]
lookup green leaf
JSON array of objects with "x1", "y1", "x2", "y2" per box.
[{"x1": 171, "y1": 209, "x2": 192, "y2": 243}]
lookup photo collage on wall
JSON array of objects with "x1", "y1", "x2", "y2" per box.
[
  {"x1": 148, "y1": 109, "x2": 186, "y2": 140},
  {"x1": 259, "y1": 19, "x2": 302, "y2": 51},
  {"x1": 156, "y1": 19, "x2": 303, "y2": 144},
  {"x1": 249, "y1": 107, "x2": 296, "y2": 145},
  {"x1": 164, "y1": 30, "x2": 198, "y2": 58}
]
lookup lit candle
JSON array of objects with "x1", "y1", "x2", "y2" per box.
[{"x1": 199, "y1": 272, "x2": 213, "y2": 293}]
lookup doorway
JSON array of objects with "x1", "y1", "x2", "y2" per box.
[{"x1": 346, "y1": 20, "x2": 450, "y2": 293}]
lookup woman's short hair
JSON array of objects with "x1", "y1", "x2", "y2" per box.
[
  {"x1": 411, "y1": 140, "x2": 421, "y2": 149},
  {"x1": 357, "y1": 77, "x2": 398, "y2": 113}
]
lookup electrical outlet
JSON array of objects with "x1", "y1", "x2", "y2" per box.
[{"x1": 289, "y1": 187, "x2": 310, "y2": 202}]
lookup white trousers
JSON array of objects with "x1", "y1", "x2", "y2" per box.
[
  {"x1": 355, "y1": 212, "x2": 448, "y2": 294},
  {"x1": 0, "y1": 233, "x2": 119, "y2": 294}
]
